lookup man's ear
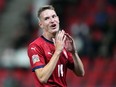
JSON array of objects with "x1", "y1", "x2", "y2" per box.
[{"x1": 39, "y1": 21, "x2": 43, "y2": 28}]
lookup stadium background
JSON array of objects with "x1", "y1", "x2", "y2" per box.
[{"x1": 0, "y1": 0, "x2": 116, "y2": 87}]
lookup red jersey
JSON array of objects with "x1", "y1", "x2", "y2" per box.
[{"x1": 27, "y1": 35, "x2": 74, "y2": 87}]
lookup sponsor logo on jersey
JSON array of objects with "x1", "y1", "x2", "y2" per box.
[
  {"x1": 48, "y1": 52, "x2": 53, "y2": 55},
  {"x1": 31, "y1": 47, "x2": 36, "y2": 51},
  {"x1": 32, "y1": 55, "x2": 40, "y2": 64}
]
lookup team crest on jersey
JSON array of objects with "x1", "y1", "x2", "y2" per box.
[{"x1": 32, "y1": 55, "x2": 40, "y2": 64}]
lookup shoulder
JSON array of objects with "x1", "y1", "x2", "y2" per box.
[
  {"x1": 28, "y1": 36, "x2": 44, "y2": 47},
  {"x1": 27, "y1": 36, "x2": 45, "y2": 52},
  {"x1": 27, "y1": 37, "x2": 40, "y2": 52}
]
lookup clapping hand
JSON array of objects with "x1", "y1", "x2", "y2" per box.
[{"x1": 65, "y1": 33, "x2": 77, "y2": 53}]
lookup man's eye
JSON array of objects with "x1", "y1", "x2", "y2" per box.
[
  {"x1": 45, "y1": 17, "x2": 49, "y2": 20},
  {"x1": 52, "y1": 15, "x2": 56, "y2": 18}
]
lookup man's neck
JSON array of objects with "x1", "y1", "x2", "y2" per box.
[{"x1": 42, "y1": 32, "x2": 56, "y2": 41}]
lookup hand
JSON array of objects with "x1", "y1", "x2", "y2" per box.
[
  {"x1": 65, "y1": 33, "x2": 77, "y2": 53},
  {"x1": 53, "y1": 30, "x2": 66, "y2": 53}
]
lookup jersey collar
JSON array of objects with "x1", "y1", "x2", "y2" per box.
[{"x1": 41, "y1": 35, "x2": 54, "y2": 44}]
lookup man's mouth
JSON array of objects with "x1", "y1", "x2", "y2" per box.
[{"x1": 50, "y1": 24, "x2": 56, "y2": 28}]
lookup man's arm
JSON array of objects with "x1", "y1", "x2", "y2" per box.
[
  {"x1": 35, "y1": 51, "x2": 61, "y2": 83},
  {"x1": 72, "y1": 52, "x2": 85, "y2": 76},
  {"x1": 65, "y1": 33, "x2": 85, "y2": 77},
  {"x1": 35, "y1": 30, "x2": 66, "y2": 83}
]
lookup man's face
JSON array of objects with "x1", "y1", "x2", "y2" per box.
[{"x1": 39, "y1": 9, "x2": 60, "y2": 34}]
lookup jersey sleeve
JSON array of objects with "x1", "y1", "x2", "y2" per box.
[
  {"x1": 27, "y1": 44, "x2": 45, "y2": 72},
  {"x1": 67, "y1": 52, "x2": 74, "y2": 70}
]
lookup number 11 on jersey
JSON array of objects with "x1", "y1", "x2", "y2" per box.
[{"x1": 58, "y1": 64, "x2": 63, "y2": 77}]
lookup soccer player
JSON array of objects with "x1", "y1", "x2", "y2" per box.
[{"x1": 27, "y1": 5, "x2": 85, "y2": 87}]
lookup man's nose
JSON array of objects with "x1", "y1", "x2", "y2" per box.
[{"x1": 50, "y1": 18, "x2": 54, "y2": 22}]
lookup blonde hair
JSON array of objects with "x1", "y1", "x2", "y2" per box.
[{"x1": 37, "y1": 5, "x2": 55, "y2": 19}]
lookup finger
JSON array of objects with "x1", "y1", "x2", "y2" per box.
[
  {"x1": 63, "y1": 35, "x2": 66, "y2": 42},
  {"x1": 58, "y1": 30, "x2": 65, "y2": 41},
  {"x1": 66, "y1": 33, "x2": 72, "y2": 39},
  {"x1": 67, "y1": 33, "x2": 74, "y2": 40},
  {"x1": 56, "y1": 31, "x2": 61, "y2": 40},
  {"x1": 60, "y1": 30, "x2": 65, "y2": 37}
]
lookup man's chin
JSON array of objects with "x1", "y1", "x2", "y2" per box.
[{"x1": 51, "y1": 29, "x2": 59, "y2": 33}]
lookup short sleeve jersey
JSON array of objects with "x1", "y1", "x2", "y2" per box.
[{"x1": 27, "y1": 36, "x2": 74, "y2": 87}]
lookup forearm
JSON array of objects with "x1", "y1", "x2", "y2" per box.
[
  {"x1": 72, "y1": 52, "x2": 85, "y2": 77},
  {"x1": 35, "y1": 51, "x2": 61, "y2": 83}
]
